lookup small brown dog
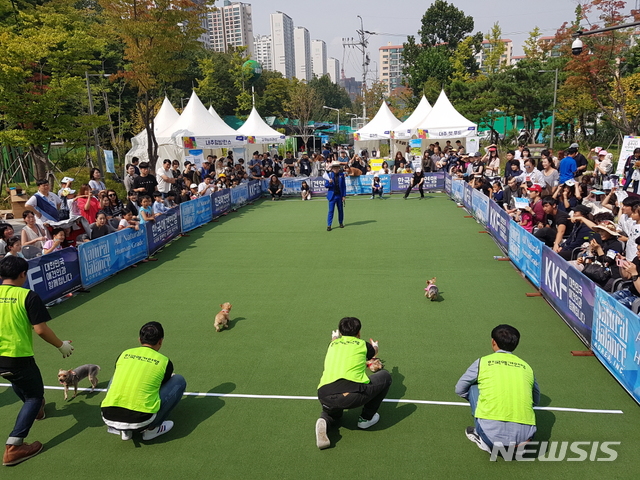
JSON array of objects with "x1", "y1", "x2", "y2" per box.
[
  {"x1": 344, "y1": 166, "x2": 361, "y2": 177},
  {"x1": 57, "y1": 364, "x2": 100, "y2": 400},
  {"x1": 214, "y1": 302, "x2": 233, "y2": 332},
  {"x1": 366, "y1": 358, "x2": 384, "y2": 372},
  {"x1": 425, "y1": 277, "x2": 439, "y2": 301}
]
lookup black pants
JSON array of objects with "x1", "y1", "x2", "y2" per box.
[
  {"x1": 318, "y1": 370, "x2": 392, "y2": 426},
  {"x1": 404, "y1": 184, "x2": 423, "y2": 198},
  {"x1": 534, "y1": 227, "x2": 557, "y2": 247},
  {"x1": 372, "y1": 186, "x2": 383, "y2": 197},
  {"x1": 269, "y1": 187, "x2": 282, "y2": 199}
]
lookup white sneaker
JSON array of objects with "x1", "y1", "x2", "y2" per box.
[
  {"x1": 465, "y1": 426, "x2": 491, "y2": 453},
  {"x1": 121, "y1": 430, "x2": 132, "y2": 441},
  {"x1": 142, "y1": 421, "x2": 174, "y2": 441},
  {"x1": 357, "y1": 412, "x2": 380, "y2": 429},
  {"x1": 107, "y1": 427, "x2": 119, "y2": 435},
  {"x1": 315, "y1": 418, "x2": 330, "y2": 449}
]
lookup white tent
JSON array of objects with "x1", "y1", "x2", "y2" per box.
[
  {"x1": 354, "y1": 102, "x2": 402, "y2": 159},
  {"x1": 236, "y1": 107, "x2": 286, "y2": 145},
  {"x1": 125, "y1": 97, "x2": 180, "y2": 163},
  {"x1": 392, "y1": 95, "x2": 432, "y2": 140},
  {"x1": 415, "y1": 90, "x2": 477, "y2": 139}
]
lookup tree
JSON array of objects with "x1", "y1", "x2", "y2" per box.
[
  {"x1": 418, "y1": 0, "x2": 476, "y2": 51},
  {"x1": 0, "y1": 1, "x2": 106, "y2": 181},
  {"x1": 99, "y1": 0, "x2": 208, "y2": 169},
  {"x1": 483, "y1": 23, "x2": 505, "y2": 75},
  {"x1": 523, "y1": 27, "x2": 544, "y2": 61},
  {"x1": 285, "y1": 80, "x2": 321, "y2": 146},
  {"x1": 450, "y1": 36, "x2": 478, "y2": 82},
  {"x1": 255, "y1": 71, "x2": 291, "y2": 118},
  {"x1": 308, "y1": 75, "x2": 352, "y2": 112},
  {"x1": 355, "y1": 82, "x2": 389, "y2": 121},
  {"x1": 196, "y1": 51, "x2": 239, "y2": 116}
]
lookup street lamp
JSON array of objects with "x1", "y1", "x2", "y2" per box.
[
  {"x1": 538, "y1": 68, "x2": 558, "y2": 150},
  {"x1": 323, "y1": 106, "x2": 340, "y2": 134},
  {"x1": 85, "y1": 72, "x2": 112, "y2": 174},
  {"x1": 180, "y1": 97, "x2": 190, "y2": 109}
]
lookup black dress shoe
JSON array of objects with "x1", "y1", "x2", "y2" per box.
[
  {"x1": 339, "y1": 224, "x2": 344, "y2": 228},
  {"x1": 327, "y1": 226, "x2": 331, "y2": 231}
]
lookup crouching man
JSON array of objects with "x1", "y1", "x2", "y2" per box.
[
  {"x1": 101, "y1": 321, "x2": 186, "y2": 441},
  {"x1": 455, "y1": 324, "x2": 540, "y2": 454},
  {"x1": 315, "y1": 317, "x2": 392, "y2": 449}
]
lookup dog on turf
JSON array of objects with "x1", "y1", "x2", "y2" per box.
[
  {"x1": 57, "y1": 364, "x2": 100, "y2": 400},
  {"x1": 214, "y1": 302, "x2": 233, "y2": 332},
  {"x1": 425, "y1": 277, "x2": 439, "y2": 301},
  {"x1": 366, "y1": 358, "x2": 384, "y2": 372}
]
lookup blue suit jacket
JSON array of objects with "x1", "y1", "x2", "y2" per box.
[{"x1": 325, "y1": 171, "x2": 346, "y2": 200}]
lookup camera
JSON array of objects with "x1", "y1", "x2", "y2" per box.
[{"x1": 572, "y1": 37, "x2": 583, "y2": 56}]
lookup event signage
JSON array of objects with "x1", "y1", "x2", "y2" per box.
[
  {"x1": 444, "y1": 174, "x2": 452, "y2": 195},
  {"x1": 25, "y1": 247, "x2": 82, "y2": 304},
  {"x1": 390, "y1": 173, "x2": 444, "y2": 193},
  {"x1": 230, "y1": 184, "x2": 249, "y2": 206},
  {"x1": 615, "y1": 135, "x2": 640, "y2": 175},
  {"x1": 451, "y1": 178, "x2": 465, "y2": 203},
  {"x1": 248, "y1": 180, "x2": 262, "y2": 201},
  {"x1": 211, "y1": 189, "x2": 232, "y2": 217},
  {"x1": 540, "y1": 248, "x2": 595, "y2": 346},
  {"x1": 508, "y1": 222, "x2": 543, "y2": 287},
  {"x1": 463, "y1": 182, "x2": 473, "y2": 210},
  {"x1": 78, "y1": 226, "x2": 148, "y2": 287},
  {"x1": 592, "y1": 288, "x2": 640, "y2": 403},
  {"x1": 146, "y1": 208, "x2": 181, "y2": 255},
  {"x1": 471, "y1": 189, "x2": 489, "y2": 226},
  {"x1": 345, "y1": 175, "x2": 391, "y2": 195},
  {"x1": 487, "y1": 199, "x2": 510, "y2": 252},
  {"x1": 180, "y1": 195, "x2": 213, "y2": 233},
  {"x1": 309, "y1": 176, "x2": 328, "y2": 196}
]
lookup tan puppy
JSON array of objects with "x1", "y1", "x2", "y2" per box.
[
  {"x1": 214, "y1": 302, "x2": 233, "y2": 332},
  {"x1": 366, "y1": 358, "x2": 384, "y2": 372},
  {"x1": 425, "y1": 277, "x2": 439, "y2": 301},
  {"x1": 57, "y1": 364, "x2": 100, "y2": 400}
]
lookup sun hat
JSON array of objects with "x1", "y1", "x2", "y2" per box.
[
  {"x1": 593, "y1": 222, "x2": 620, "y2": 236},
  {"x1": 61, "y1": 177, "x2": 74, "y2": 184},
  {"x1": 330, "y1": 160, "x2": 342, "y2": 167},
  {"x1": 190, "y1": 183, "x2": 198, "y2": 189}
]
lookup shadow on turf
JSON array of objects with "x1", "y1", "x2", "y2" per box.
[
  {"x1": 345, "y1": 220, "x2": 376, "y2": 227},
  {"x1": 43, "y1": 400, "x2": 106, "y2": 451},
  {"x1": 533, "y1": 394, "x2": 556, "y2": 443},
  {"x1": 226, "y1": 316, "x2": 246, "y2": 331},
  {"x1": 0, "y1": 386, "x2": 19, "y2": 408}
]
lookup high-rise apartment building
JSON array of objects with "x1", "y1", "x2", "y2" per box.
[
  {"x1": 474, "y1": 39, "x2": 513, "y2": 72},
  {"x1": 294, "y1": 26, "x2": 312, "y2": 81},
  {"x1": 208, "y1": 1, "x2": 254, "y2": 57},
  {"x1": 270, "y1": 11, "x2": 295, "y2": 79},
  {"x1": 328, "y1": 57, "x2": 340, "y2": 84},
  {"x1": 379, "y1": 43, "x2": 404, "y2": 94},
  {"x1": 253, "y1": 34, "x2": 273, "y2": 71},
  {"x1": 311, "y1": 39, "x2": 327, "y2": 78}
]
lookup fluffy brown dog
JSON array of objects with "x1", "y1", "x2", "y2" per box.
[
  {"x1": 425, "y1": 277, "x2": 439, "y2": 301},
  {"x1": 57, "y1": 364, "x2": 100, "y2": 400},
  {"x1": 214, "y1": 302, "x2": 232, "y2": 332},
  {"x1": 366, "y1": 358, "x2": 384, "y2": 372},
  {"x1": 344, "y1": 166, "x2": 361, "y2": 177}
]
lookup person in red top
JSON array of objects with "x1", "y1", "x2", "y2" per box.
[
  {"x1": 526, "y1": 184, "x2": 545, "y2": 225},
  {"x1": 73, "y1": 184, "x2": 100, "y2": 223}
]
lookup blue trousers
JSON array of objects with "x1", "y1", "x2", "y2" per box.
[
  {"x1": 327, "y1": 196, "x2": 344, "y2": 227},
  {"x1": 148, "y1": 374, "x2": 187, "y2": 429}
]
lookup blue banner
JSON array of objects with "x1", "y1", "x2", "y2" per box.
[
  {"x1": 345, "y1": 175, "x2": 391, "y2": 195},
  {"x1": 390, "y1": 173, "x2": 445, "y2": 193},
  {"x1": 592, "y1": 289, "x2": 640, "y2": 403},
  {"x1": 508, "y1": 222, "x2": 543, "y2": 287},
  {"x1": 230, "y1": 184, "x2": 249, "y2": 207},
  {"x1": 25, "y1": 247, "x2": 82, "y2": 304},
  {"x1": 78, "y1": 226, "x2": 148, "y2": 287},
  {"x1": 451, "y1": 178, "x2": 465, "y2": 203},
  {"x1": 487, "y1": 199, "x2": 510, "y2": 252},
  {"x1": 540, "y1": 248, "x2": 595, "y2": 346},
  {"x1": 444, "y1": 173, "x2": 452, "y2": 195},
  {"x1": 146, "y1": 208, "x2": 181, "y2": 255},
  {"x1": 211, "y1": 189, "x2": 232, "y2": 218},
  {"x1": 309, "y1": 176, "x2": 328, "y2": 197},
  {"x1": 248, "y1": 180, "x2": 262, "y2": 201},
  {"x1": 180, "y1": 195, "x2": 213, "y2": 233},
  {"x1": 471, "y1": 189, "x2": 489, "y2": 226},
  {"x1": 463, "y1": 181, "x2": 473, "y2": 210}
]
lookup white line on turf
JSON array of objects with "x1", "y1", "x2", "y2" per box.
[{"x1": 0, "y1": 384, "x2": 623, "y2": 414}]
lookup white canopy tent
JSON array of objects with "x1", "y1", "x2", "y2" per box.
[
  {"x1": 125, "y1": 97, "x2": 180, "y2": 164},
  {"x1": 354, "y1": 101, "x2": 402, "y2": 158},
  {"x1": 236, "y1": 107, "x2": 286, "y2": 158},
  {"x1": 156, "y1": 91, "x2": 245, "y2": 166},
  {"x1": 415, "y1": 90, "x2": 477, "y2": 140},
  {"x1": 390, "y1": 95, "x2": 432, "y2": 157}
]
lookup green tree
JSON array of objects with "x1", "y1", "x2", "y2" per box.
[
  {"x1": 483, "y1": 23, "x2": 505, "y2": 75},
  {"x1": 255, "y1": 71, "x2": 291, "y2": 118},
  {"x1": 308, "y1": 75, "x2": 352, "y2": 112},
  {"x1": 196, "y1": 51, "x2": 239, "y2": 116},
  {"x1": 285, "y1": 80, "x2": 321, "y2": 145},
  {"x1": 418, "y1": 0, "x2": 476, "y2": 51},
  {"x1": 523, "y1": 27, "x2": 544, "y2": 61}
]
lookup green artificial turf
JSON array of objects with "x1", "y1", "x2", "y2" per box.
[{"x1": 1, "y1": 193, "x2": 638, "y2": 479}]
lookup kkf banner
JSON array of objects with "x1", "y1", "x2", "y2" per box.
[
  {"x1": 541, "y1": 248, "x2": 595, "y2": 346},
  {"x1": 211, "y1": 189, "x2": 232, "y2": 218},
  {"x1": 592, "y1": 288, "x2": 640, "y2": 403},
  {"x1": 78, "y1": 226, "x2": 148, "y2": 287},
  {"x1": 25, "y1": 247, "x2": 82, "y2": 304},
  {"x1": 248, "y1": 180, "x2": 262, "y2": 201},
  {"x1": 487, "y1": 199, "x2": 510, "y2": 252}
]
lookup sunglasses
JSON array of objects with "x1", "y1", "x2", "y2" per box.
[{"x1": 108, "y1": 194, "x2": 116, "y2": 197}]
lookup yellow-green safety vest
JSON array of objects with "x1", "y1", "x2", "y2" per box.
[{"x1": 318, "y1": 336, "x2": 370, "y2": 389}]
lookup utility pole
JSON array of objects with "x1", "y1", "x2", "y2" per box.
[{"x1": 343, "y1": 16, "x2": 372, "y2": 125}]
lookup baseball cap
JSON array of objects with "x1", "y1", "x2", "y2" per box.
[
  {"x1": 598, "y1": 150, "x2": 609, "y2": 156},
  {"x1": 61, "y1": 176, "x2": 74, "y2": 184},
  {"x1": 527, "y1": 184, "x2": 543, "y2": 192},
  {"x1": 190, "y1": 183, "x2": 198, "y2": 189},
  {"x1": 570, "y1": 143, "x2": 579, "y2": 148}
]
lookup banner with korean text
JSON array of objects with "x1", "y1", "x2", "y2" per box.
[
  {"x1": 463, "y1": 181, "x2": 473, "y2": 211},
  {"x1": 508, "y1": 222, "x2": 543, "y2": 287},
  {"x1": 540, "y1": 248, "x2": 595, "y2": 346},
  {"x1": 25, "y1": 247, "x2": 82, "y2": 304},
  {"x1": 390, "y1": 173, "x2": 445, "y2": 193},
  {"x1": 592, "y1": 288, "x2": 640, "y2": 403},
  {"x1": 211, "y1": 189, "x2": 232, "y2": 218},
  {"x1": 78, "y1": 226, "x2": 148, "y2": 287},
  {"x1": 180, "y1": 195, "x2": 213, "y2": 233},
  {"x1": 146, "y1": 208, "x2": 181, "y2": 255}
]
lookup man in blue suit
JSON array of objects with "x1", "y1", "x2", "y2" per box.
[{"x1": 324, "y1": 161, "x2": 347, "y2": 231}]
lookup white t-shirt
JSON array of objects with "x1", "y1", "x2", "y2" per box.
[
  {"x1": 25, "y1": 191, "x2": 62, "y2": 223},
  {"x1": 156, "y1": 167, "x2": 173, "y2": 193},
  {"x1": 618, "y1": 214, "x2": 640, "y2": 260}
]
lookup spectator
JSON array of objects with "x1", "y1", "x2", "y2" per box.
[
  {"x1": 371, "y1": 174, "x2": 383, "y2": 199},
  {"x1": 490, "y1": 181, "x2": 504, "y2": 208},
  {"x1": 130, "y1": 156, "x2": 141, "y2": 175},
  {"x1": 505, "y1": 160, "x2": 522, "y2": 181},
  {"x1": 189, "y1": 184, "x2": 200, "y2": 199},
  {"x1": 301, "y1": 181, "x2": 311, "y2": 201},
  {"x1": 559, "y1": 148, "x2": 578, "y2": 183},
  {"x1": 156, "y1": 159, "x2": 176, "y2": 198},
  {"x1": 569, "y1": 143, "x2": 588, "y2": 177},
  {"x1": 619, "y1": 201, "x2": 640, "y2": 261},
  {"x1": 74, "y1": 184, "x2": 101, "y2": 224},
  {"x1": 183, "y1": 161, "x2": 199, "y2": 187},
  {"x1": 24, "y1": 179, "x2": 62, "y2": 224},
  {"x1": 97, "y1": 196, "x2": 114, "y2": 220},
  {"x1": 574, "y1": 221, "x2": 623, "y2": 290},
  {"x1": 107, "y1": 190, "x2": 124, "y2": 218},
  {"x1": 421, "y1": 151, "x2": 435, "y2": 173},
  {"x1": 299, "y1": 152, "x2": 312, "y2": 176},
  {"x1": 534, "y1": 196, "x2": 574, "y2": 250},
  {"x1": 623, "y1": 147, "x2": 640, "y2": 192},
  {"x1": 118, "y1": 208, "x2": 139, "y2": 231},
  {"x1": 404, "y1": 167, "x2": 425, "y2": 199},
  {"x1": 170, "y1": 160, "x2": 184, "y2": 191},
  {"x1": 482, "y1": 145, "x2": 500, "y2": 177},
  {"x1": 557, "y1": 205, "x2": 596, "y2": 260},
  {"x1": 393, "y1": 152, "x2": 405, "y2": 173},
  {"x1": 610, "y1": 237, "x2": 640, "y2": 310},
  {"x1": 123, "y1": 164, "x2": 137, "y2": 194},
  {"x1": 539, "y1": 157, "x2": 559, "y2": 196},
  {"x1": 152, "y1": 192, "x2": 168, "y2": 215},
  {"x1": 125, "y1": 191, "x2": 139, "y2": 217},
  {"x1": 100, "y1": 321, "x2": 186, "y2": 442},
  {"x1": 138, "y1": 196, "x2": 156, "y2": 224},
  {"x1": 284, "y1": 151, "x2": 296, "y2": 176},
  {"x1": 553, "y1": 181, "x2": 579, "y2": 213},
  {"x1": 199, "y1": 160, "x2": 212, "y2": 181},
  {"x1": 525, "y1": 184, "x2": 545, "y2": 225},
  {"x1": 516, "y1": 158, "x2": 544, "y2": 189},
  {"x1": 4, "y1": 236, "x2": 24, "y2": 258},
  {"x1": 0, "y1": 224, "x2": 15, "y2": 254},
  {"x1": 165, "y1": 191, "x2": 178, "y2": 209},
  {"x1": 132, "y1": 162, "x2": 158, "y2": 198},
  {"x1": 57, "y1": 176, "x2": 74, "y2": 198},
  {"x1": 273, "y1": 156, "x2": 284, "y2": 177},
  {"x1": 502, "y1": 177, "x2": 520, "y2": 214},
  {"x1": 42, "y1": 228, "x2": 65, "y2": 255},
  {"x1": 197, "y1": 176, "x2": 216, "y2": 196},
  {"x1": 89, "y1": 212, "x2": 113, "y2": 240},
  {"x1": 513, "y1": 144, "x2": 525, "y2": 160},
  {"x1": 268, "y1": 175, "x2": 283, "y2": 200},
  {"x1": 20, "y1": 211, "x2": 49, "y2": 251},
  {"x1": 89, "y1": 168, "x2": 107, "y2": 196},
  {"x1": 516, "y1": 206, "x2": 534, "y2": 233}
]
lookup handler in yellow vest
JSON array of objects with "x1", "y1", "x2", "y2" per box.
[
  {"x1": 315, "y1": 317, "x2": 392, "y2": 450},
  {"x1": 101, "y1": 321, "x2": 186, "y2": 441},
  {"x1": 455, "y1": 324, "x2": 540, "y2": 453},
  {"x1": 0, "y1": 256, "x2": 74, "y2": 466}
]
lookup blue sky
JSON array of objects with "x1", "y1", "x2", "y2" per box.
[{"x1": 250, "y1": 0, "x2": 635, "y2": 80}]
